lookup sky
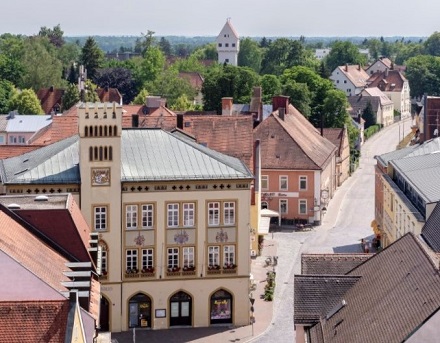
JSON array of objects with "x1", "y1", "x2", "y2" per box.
[{"x1": 1, "y1": 0, "x2": 439, "y2": 38}]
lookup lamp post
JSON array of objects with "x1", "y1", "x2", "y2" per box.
[{"x1": 249, "y1": 296, "x2": 255, "y2": 336}]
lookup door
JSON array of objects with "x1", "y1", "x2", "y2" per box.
[
  {"x1": 99, "y1": 296, "x2": 110, "y2": 331},
  {"x1": 128, "y1": 293, "x2": 152, "y2": 328},
  {"x1": 170, "y1": 291, "x2": 192, "y2": 326},
  {"x1": 210, "y1": 289, "x2": 233, "y2": 325}
]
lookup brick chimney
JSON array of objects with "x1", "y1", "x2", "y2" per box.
[
  {"x1": 278, "y1": 107, "x2": 285, "y2": 121},
  {"x1": 345, "y1": 63, "x2": 348, "y2": 72},
  {"x1": 385, "y1": 68, "x2": 389, "y2": 78},
  {"x1": 222, "y1": 97, "x2": 233, "y2": 115},
  {"x1": 272, "y1": 95, "x2": 290, "y2": 113}
]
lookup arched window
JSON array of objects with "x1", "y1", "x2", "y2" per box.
[
  {"x1": 99, "y1": 126, "x2": 103, "y2": 137},
  {"x1": 109, "y1": 146, "x2": 113, "y2": 161},
  {"x1": 94, "y1": 126, "x2": 98, "y2": 137},
  {"x1": 114, "y1": 126, "x2": 117, "y2": 136},
  {"x1": 210, "y1": 289, "x2": 233, "y2": 324},
  {"x1": 104, "y1": 146, "x2": 108, "y2": 160},
  {"x1": 109, "y1": 126, "x2": 113, "y2": 136},
  {"x1": 89, "y1": 147, "x2": 93, "y2": 161},
  {"x1": 129, "y1": 293, "x2": 152, "y2": 328},
  {"x1": 94, "y1": 147, "x2": 98, "y2": 160},
  {"x1": 99, "y1": 146, "x2": 103, "y2": 161},
  {"x1": 104, "y1": 126, "x2": 108, "y2": 137},
  {"x1": 170, "y1": 291, "x2": 192, "y2": 327},
  {"x1": 85, "y1": 126, "x2": 89, "y2": 137}
]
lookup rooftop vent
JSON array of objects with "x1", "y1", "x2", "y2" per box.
[
  {"x1": 34, "y1": 195, "x2": 49, "y2": 202},
  {"x1": 7, "y1": 203, "x2": 21, "y2": 210}
]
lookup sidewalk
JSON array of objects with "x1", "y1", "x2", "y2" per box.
[{"x1": 111, "y1": 239, "x2": 278, "y2": 343}]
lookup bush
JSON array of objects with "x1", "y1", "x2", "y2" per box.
[
  {"x1": 264, "y1": 271, "x2": 276, "y2": 301},
  {"x1": 364, "y1": 124, "x2": 381, "y2": 140}
]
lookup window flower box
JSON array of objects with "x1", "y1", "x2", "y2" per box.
[
  {"x1": 125, "y1": 268, "x2": 139, "y2": 278},
  {"x1": 166, "y1": 266, "x2": 181, "y2": 277},
  {"x1": 141, "y1": 267, "x2": 155, "y2": 277},
  {"x1": 182, "y1": 265, "x2": 196, "y2": 276}
]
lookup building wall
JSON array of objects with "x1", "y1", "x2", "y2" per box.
[
  {"x1": 330, "y1": 70, "x2": 357, "y2": 96},
  {"x1": 338, "y1": 128, "x2": 350, "y2": 186}
]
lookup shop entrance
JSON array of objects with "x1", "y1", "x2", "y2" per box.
[
  {"x1": 169, "y1": 291, "x2": 192, "y2": 326},
  {"x1": 210, "y1": 289, "x2": 233, "y2": 324},
  {"x1": 128, "y1": 293, "x2": 152, "y2": 328}
]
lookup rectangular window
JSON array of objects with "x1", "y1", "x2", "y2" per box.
[
  {"x1": 18, "y1": 136, "x2": 25, "y2": 144},
  {"x1": 232, "y1": 43, "x2": 236, "y2": 47},
  {"x1": 208, "y1": 246, "x2": 220, "y2": 266},
  {"x1": 167, "y1": 203, "x2": 179, "y2": 227},
  {"x1": 94, "y1": 206, "x2": 107, "y2": 231},
  {"x1": 223, "y1": 245, "x2": 236, "y2": 266},
  {"x1": 224, "y1": 202, "x2": 235, "y2": 225},
  {"x1": 299, "y1": 199, "x2": 307, "y2": 214},
  {"x1": 126, "y1": 249, "x2": 138, "y2": 271},
  {"x1": 280, "y1": 199, "x2": 287, "y2": 214},
  {"x1": 0, "y1": 136, "x2": 4, "y2": 144},
  {"x1": 101, "y1": 248, "x2": 107, "y2": 273},
  {"x1": 261, "y1": 175, "x2": 268, "y2": 190},
  {"x1": 126, "y1": 204, "x2": 138, "y2": 229},
  {"x1": 225, "y1": 43, "x2": 229, "y2": 47},
  {"x1": 183, "y1": 203, "x2": 195, "y2": 227},
  {"x1": 218, "y1": 43, "x2": 222, "y2": 47},
  {"x1": 208, "y1": 202, "x2": 220, "y2": 226},
  {"x1": 183, "y1": 247, "x2": 195, "y2": 268},
  {"x1": 141, "y1": 204, "x2": 154, "y2": 229},
  {"x1": 280, "y1": 176, "x2": 288, "y2": 191},
  {"x1": 299, "y1": 176, "x2": 307, "y2": 191},
  {"x1": 167, "y1": 248, "x2": 179, "y2": 268},
  {"x1": 141, "y1": 249, "x2": 154, "y2": 270}
]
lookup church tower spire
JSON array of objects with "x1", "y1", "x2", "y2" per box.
[{"x1": 216, "y1": 18, "x2": 240, "y2": 66}]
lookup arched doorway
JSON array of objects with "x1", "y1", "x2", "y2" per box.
[
  {"x1": 210, "y1": 289, "x2": 233, "y2": 324},
  {"x1": 169, "y1": 291, "x2": 192, "y2": 327},
  {"x1": 99, "y1": 296, "x2": 110, "y2": 331},
  {"x1": 128, "y1": 293, "x2": 152, "y2": 328}
]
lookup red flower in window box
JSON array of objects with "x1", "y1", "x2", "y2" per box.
[{"x1": 142, "y1": 267, "x2": 155, "y2": 273}]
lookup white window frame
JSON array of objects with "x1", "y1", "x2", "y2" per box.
[
  {"x1": 183, "y1": 203, "x2": 195, "y2": 227},
  {"x1": 208, "y1": 246, "x2": 220, "y2": 266},
  {"x1": 299, "y1": 176, "x2": 307, "y2": 191},
  {"x1": 167, "y1": 203, "x2": 179, "y2": 227},
  {"x1": 299, "y1": 199, "x2": 307, "y2": 215},
  {"x1": 183, "y1": 247, "x2": 195, "y2": 268},
  {"x1": 167, "y1": 247, "x2": 179, "y2": 268},
  {"x1": 223, "y1": 202, "x2": 235, "y2": 225},
  {"x1": 261, "y1": 175, "x2": 269, "y2": 190},
  {"x1": 141, "y1": 204, "x2": 154, "y2": 229},
  {"x1": 280, "y1": 199, "x2": 288, "y2": 215},
  {"x1": 94, "y1": 206, "x2": 107, "y2": 231},
  {"x1": 279, "y1": 176, "x2": 288, "y2": 191},
  {"x1": 223, "y1": 245, "x2": 236, "y2": 266},
  {"x1": 100, "y1": 245, "x2": 107, "y2": 274},
  {"x1": 208, "y1": 202, "x2": 220, "y2": 226},
  {"x1": 126, "y1": 249, "x2": 138, "y2": 271},
  {"x1": 141, "y1": 248, "x2": 154, "y2": 270},
  {"x1": 126, "y1": 204, "x2": 138, "y2": 229}
]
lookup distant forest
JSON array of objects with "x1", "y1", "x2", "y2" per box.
[{"x1": 65, "y1": 35, "x2": 426, "y2": 54}]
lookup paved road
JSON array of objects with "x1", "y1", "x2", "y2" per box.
[{"x1": 253, "y1": 119, "x2": 413, "y2": 343}]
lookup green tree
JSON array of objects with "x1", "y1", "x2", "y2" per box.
[
  {"x1": 405, "y1": 55, "x2": 440, "y2": 98},
  {"x1": 134, "y1": 47, "x2": 165, "y2": 85},
  {"x1": 424, "y1": 32, "x2": 440, "y2": 56},
  {"x1": 80, "y1": 37, "x2": 104, "y2": 80},
  {"x1": 158, "y1": 37, "x2": 172, "y2": 56},
  {"x1": 362, "y1": 101, "x2": 376, "y2": 129},
  {"x1": 20, "y1": 37, "x2": 64, "y2": 91},
  {"x1": 322, "y1": 89, "x2": 350, "y2": 128},
  {"x1": 0, "y1": 53, "x2": 23, "y2": 85},
  {"x1": 238, "y1": 38, "x2": 262, "y2": 72},
  {"x1": 0, "y1": 80, "x2": 15, "y2": 113},
  {"x1": 132, "y1": 89, "x2": 149, "y2": 105},
  {"x1": 325, "y1": 41, "x2": 367, "y2": 72},
  {"x1": 170, "y1": 94, "x2": 195, "y2": 111},
  {"x1": 94, "y1": 67, "x2": 139, "y2": 104},
  {"x1": 83, "y1": 79, "x2": 100, "y2": 102},
  {"x1": 261, "y1": 38, "x2": 307, "y2": 75},
  {"x1": 137, "y1": 30, "x2": 156, "y2": 57},
  {"x1": 261, "y1": 74, "x2": 281, "y2": 104},
  {"x1": 282, "y1": 81, "x2": 311, "y2": 118},
  {"x1": 9, "y1": 88, "x2": 44, "y2": 114},
  {"x1": 61, "y1": 83, "x2": 80, "y2": 111},
  {"x1": 38, "y1": 24, "x2": 65, "y2": 47}
]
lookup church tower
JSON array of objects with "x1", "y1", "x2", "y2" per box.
[{"x1": 216, "y1": 18, "x2": 240, "y2": 66}]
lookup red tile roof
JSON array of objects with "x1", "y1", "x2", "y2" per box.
[
  {"x1": 323, "y1": 128, "x2": 345, "y2": 158},
  {"x1": 0, "y1": 206, "x2": 71, "y2": 293},
  {"x1": 367, "y1": 70, "x2": 407, "y2": 92},
  {"x1": 336, "y1": 65, "x2": 370, "y2": 88},
  {"x1": 96, "y1": 87, "x2": 122, "y2": 104},
  {"x1": 0, "y1": 300, "x2": 69, "y2": 343},
  {"x1": 0, "y1": 145, "x2": 43, "y2": 159},
  {"x1": 37, "y1": 87, "x2": 65, "y2": 114},
  {"x1": 180, "y1": 114, "x2": 254, "y2": 171},
  {"x1": 30, "y1": 115, "x2": 78, "y2": 145},
  {"x1": 179, "y1": 72, "x2": 204, "y2": 90},
  {"x1": 254, "y1": 105, "x2": 337, "y2": 170}
]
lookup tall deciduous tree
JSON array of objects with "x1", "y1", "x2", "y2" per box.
[
  {"x1": 80, "y1": 37, "x2": 104, "y2": 81},
  {"x1": 282, "y1": 81, "x2": 311, "y2": 118},
  {"x1": 0, "y1": 80, "x2": 15, "y2": 113},
  {"x1": 405, "y1": 55, "x2": 440, "y2": 98},
  {"x1": 94, "y1": 67, "x2": 138, "y2": 104},
  {"x1": 260, "y1": 38, "x2": 307, "y2": 75},
  {"x1": 133, "y1": 47, "x2": 165, "y2": 85},
  {"x1": 238, "y1": 38, "x2": 262, "y2": 72},
  {"x1": 424, "y1": 32, "x2": 440, "y2": 56},
  {"x1": 158, "y1": 37, "x2": 172, "y2": 57},
  {"x1": 62, "y1": 83, "x2": 80, "y2": 112},
  {"x1": 325, "y1": 41, "x2": 367, "y2": 73},
  {"x1": 38, "y1": 24, "x2": 65, "y2": 48},
  {"x1": 322, "y1": 89, "x2": 350, "y2": 128},
  {"x1": 9, "y1": 88, "x2": 44, "y2": 114},
  {"x1": 132, "y1": 89, "x2": 149, "y2": 105},
  {"x1": 362, "y1": 101, "x2": 376, "y2": 129},
  {"x1": 261, "y1": 74, "x2": 281, "y2": 104}
]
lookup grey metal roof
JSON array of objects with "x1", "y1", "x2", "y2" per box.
[
  {"x1": 391, "y1": 152, "x2": 440, "y2": 203},
  {"x1": 0, "y1": 135, "x2": 80, "y2": 184},
  {"x1": 121, "y1": 129, "x2": 253, "y2": 181},
  {"x1": 421, "y1": 202, "x2": 440, "y2": 252},
  {"x1": 375, "y1": 137, "x2": 440, "y2": 167},
  {"x1": 0, "y1": 129, "x2": 253, "y2": 185},
  {"x1": 6, "y1": 114, "x2": 52, "y2": 133}
]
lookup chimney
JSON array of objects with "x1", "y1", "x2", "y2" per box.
[
  {"x1": 358, "y1": 64, "x2": 361, "y2": 71},
  {"x1": 272, "y1": 95, "x2": 290, "y2": 113},
  {"x1": 50, "y1": 85, "x2": 54, "y2": 92},
  {"x1": 278, "y1": 107, "x2": 285, "y2": 121},
  {"x1": 132, "y1": 114, "x2": 139, "y2": 128},
  {"x1": 221, "y1": 97, "x2": 233, "y2": 115},
  {"x1": 105, "y1": 85, "x2": 109, "y2": 92},
  {"x1": 345, "y1": 63, "x2": 348, "y2": 72},
  {"x1": 385, "y1": 68, "x2": 389, "y2": 78}
]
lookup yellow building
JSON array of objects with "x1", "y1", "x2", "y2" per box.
[{"x1": 0, "y1": 102, "x2": 254, "y2": 332}]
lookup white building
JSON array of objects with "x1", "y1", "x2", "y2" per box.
[{"x1": 216, "y1": 19, "x2": 239, "y2": 66}]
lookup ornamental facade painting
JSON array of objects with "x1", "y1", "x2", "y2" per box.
[{"x1": 91, "y1": 168, "x2": 110, "y2": 186}]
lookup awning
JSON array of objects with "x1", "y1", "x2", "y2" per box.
[
  {"x1": 261, "y1": 209, "x2": 280, "y2": 217},
  {"x1": 259, "y1": 216, "x2": 271, "y2": 235}
]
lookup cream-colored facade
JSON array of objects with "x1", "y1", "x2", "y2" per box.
[{"x1": 76, "y1": 103, "x2": 253, "y2": 332}]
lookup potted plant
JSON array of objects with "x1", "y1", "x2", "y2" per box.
[
  {"x1": 126, "y1": 268, "x2": 138, "y2": 274},
  {"x1": 142, "y1": 267, "x2": 154, "y2": 273},
  {"x1": 208, "y1": 264, "x2": 220, "y2": 270},
  {"x1": 224, "y1": 263, "x2": 237, "y2": 269},
  {"x1": 183, "y1": 265, "x2": 195, "y2": 271},
  {"x1": 168, "y1": 265, "x2": 180, "y2": 272}
]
